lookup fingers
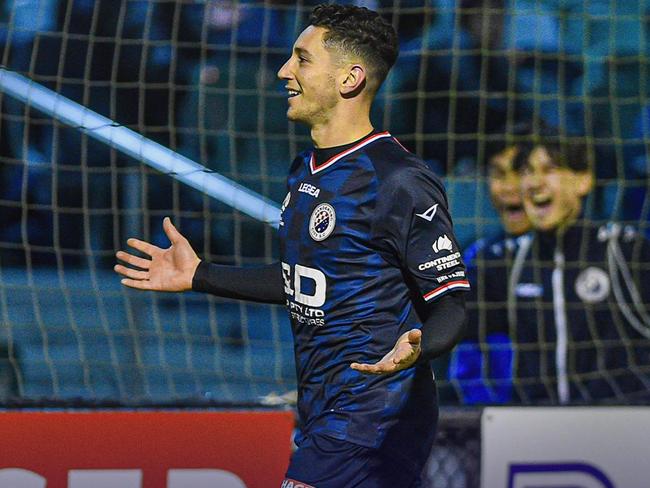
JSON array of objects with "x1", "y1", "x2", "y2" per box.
[
  {"x1": 392, "y1": 346, "x2": 419, "y2": 365},
  {"x1": 113, "y1": 263, "x2": 149, "y2": 281},
  {"x1": 392, "y1": 331, "x2": 421, "y2": 365},
  {"x1": 126, "y1": 238, "x2": 161, "y2": 257},
  {"x1": 119, "y1": 277, "x2": 156, "y2": 291},
  {"x1": 114, "y1": 249, "x2": 151, "y2": 284},
  {"x1": 115, "y1": 250, "x2": 151, "y2": 270},
  {"x1": 350, "y1": 361, "x2": 392, "y2": 375},
  {"x1": 351, "y1": 352, "x2": 416, "y2": 374},
  {"x1": 352, "y1": 330, "x2": 423, "y2": 375},
  {"x1": 163, "y1": 217, "x2": 183, "y2": 244},
  {"x1": 407, "y1": 328, "x2": 422, "y2": 345}
]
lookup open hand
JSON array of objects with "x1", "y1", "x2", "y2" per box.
[
  {"x1": 114, "y1": 217, "x2": 201, "y2": 292},
  {"x1": 350, "y1": 329, "x2": 422, "y2": 375}
]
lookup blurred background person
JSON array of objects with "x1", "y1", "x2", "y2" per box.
[
  {"x1": 464, "y1": 122, "x2": 534, "y2": 257},
  {"x1": 452, "y1": 126, "x2": 650, "y2": 405}
]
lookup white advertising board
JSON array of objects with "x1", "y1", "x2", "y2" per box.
[{"x1": 481, "y1": 407, "x2": 650, "y2": 488}]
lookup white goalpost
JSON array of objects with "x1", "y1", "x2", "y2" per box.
[{"x1": 0, "y1": 68, "x2": 282, "y2": 227}]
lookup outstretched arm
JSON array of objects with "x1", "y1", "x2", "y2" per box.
[
  {"x1": 115, "y1": 217, "x2": 285, "y2": 304},
  {"x1": 350, "y1": 293, "x2": 466, "y2": 375}
]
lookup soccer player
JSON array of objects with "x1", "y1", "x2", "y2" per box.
[
  {"x1": 115, "y1": 4, "x2": 469, "y2": 486},
  {"x1": 464, "y1": 126, "x2": 650, "y2": 404}
]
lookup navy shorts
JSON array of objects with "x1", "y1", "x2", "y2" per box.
[{"x1": 282, "y1": 434, "x2": 427, "y2": 488}]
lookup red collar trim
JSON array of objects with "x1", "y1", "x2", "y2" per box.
[{"x1": 309, "y1": 131, "x2": 392, "y2": 174}]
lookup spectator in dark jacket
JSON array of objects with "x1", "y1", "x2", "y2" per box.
[{"x1": 451, "y1": 127, "x2": 650, "y2": 404}]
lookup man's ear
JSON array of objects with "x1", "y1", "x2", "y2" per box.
[
  {"x1": 340, "y1": 65, "x2": 366, "y2": 96},
  {"x1": 575, "y1": 170, "x2": 594, "y2": 197}
]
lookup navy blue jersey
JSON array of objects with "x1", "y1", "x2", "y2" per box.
[{"x1": 277, "y1": 131, "x2": 469, "y2": 450}]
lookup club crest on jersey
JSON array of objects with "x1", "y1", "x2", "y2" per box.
[
  {"x1": 575, "y1": 266, "x2": 610, "y2": 303},
  {"x1": 309, "y1": 203, "x2": 336, "y2": 241}
]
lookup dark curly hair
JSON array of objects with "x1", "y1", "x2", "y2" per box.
[
  {"x1": 309, "y1": 4, "x2": 398, "y2": 93},
  {"x1": 511, "y1": 123, "x2": 593, "y2": 174}
]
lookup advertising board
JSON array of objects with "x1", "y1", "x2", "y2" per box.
[
  {"x1": 0, "y1": 411, "x2": 294, "y2": 488},
  {"x1": 482, "y1": 407, "x2": 650, "y2": 488}
]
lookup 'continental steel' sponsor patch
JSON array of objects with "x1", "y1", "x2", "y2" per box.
[{"x1": 418, "y1": 252, "x2": 461, "y2": 272}]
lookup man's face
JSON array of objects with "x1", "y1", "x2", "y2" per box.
[
  {"x1": 488, "y1": 145, "x2": 531, "y2": 236},
  {"x1": 277, "y1": 26, "x2": 341, "y2": 127},
  {"x1": 520, "y1": 146, "x2": 592, "y2": 232}
]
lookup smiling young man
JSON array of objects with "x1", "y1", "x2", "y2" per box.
[
  {"x1": 456, "y1": 127, "x2": 650, "y2": 405},
  {"x1": 517, "y1": 143, "x2": 593, "y2": 233},
  {"x1": 114, "y1": 4, "x2": 469, "y2": 487}
]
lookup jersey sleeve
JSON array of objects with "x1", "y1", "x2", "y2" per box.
[{"x1": 373, "y1": 165, "x2": 470, "y2": 303}]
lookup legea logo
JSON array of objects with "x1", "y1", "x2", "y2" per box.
[
  {"x1": 0, "y1": 469, "x2": 247, "y2": 488},
  {"x1": 508, "y1": 462, "x2": 615, "y2": 488}
]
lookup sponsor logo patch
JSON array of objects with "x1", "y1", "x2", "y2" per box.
[
  {"x1": 298, "y1": 182, "x2": 320, "y2": 198},
  {"x1": 281, "y1": 479, "x2": 315, "y2": 488},
  {"x1": 436, "y1": 270, "x2": 466, "y2": 283},
  {"x1": 575, "y1": 266, "x2": 610, "y2": 303},
  {"x1": 418, "y1": 252, "x2": 461, "y2": 271},
  {"x1": 432, "y1": 234, "x2": 453, "y2": 253},
  {"x1": 416, "y1": 203, "x2": 439, "y2": 221},
  {"x1": 309, "y1": 203, "x2": 336, "y2": 241}
]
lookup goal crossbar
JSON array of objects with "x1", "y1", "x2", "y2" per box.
[{"x1": 0, "y1": 68, "x2": 282, "y2": 228}]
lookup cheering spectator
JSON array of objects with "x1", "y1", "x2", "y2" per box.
[{"x1": 452, "y1": 126, "x2": 650, "y2": 404}]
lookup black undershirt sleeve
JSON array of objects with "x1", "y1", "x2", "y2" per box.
[
  {"x1": 418, "y1": 292, "x2": 467, "y2": 363},
  {"x1": 191, "y1": 261, "x2": 285, "y2": 305}
]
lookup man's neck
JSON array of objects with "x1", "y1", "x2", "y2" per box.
[
  {"x1": 536, "y1": 202, "x2": 585, "y2": 241},
  {"x1": 309, "y1": 106, "x2": 374, "y2": 148},
  {"x1": 554, "y1": 202, "x2": 584, "y2": 237}
]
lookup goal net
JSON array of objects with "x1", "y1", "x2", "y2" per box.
[{"x1": 0, "y1": 0, "x2": 648, "y2": 407}]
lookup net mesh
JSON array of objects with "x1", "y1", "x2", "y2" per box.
[{"x1": 0, "y1": 0, "x2": 649, "y2": 409}]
